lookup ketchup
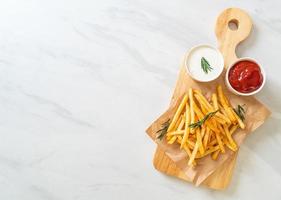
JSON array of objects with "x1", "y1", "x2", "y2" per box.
[{"x1": 228, "y1": 60, "x2": 263, "y2": 93}]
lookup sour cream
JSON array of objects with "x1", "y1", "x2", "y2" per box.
[{"x1": 185, "y1": 45, "x2": 224, "y2": 82}]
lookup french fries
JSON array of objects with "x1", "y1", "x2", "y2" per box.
[
  {"x1": 181, "y1": 103, "x2": 190, "y2": 149},
  {"x1": 197, "y1": 128, "x2": 205, "y2": 155},
  {"x1": 212, "y1": 93, "x2": 219, "y2": 110},
  {"x1": 189, "y1": 88, "x2": 195, "y2": 134},
  {"x1": 215, "y1": 130, "x2": 225, "y2": 153},
  {"x1": 217, "y1": 85, "x2": 236, "y2": 123},
  {"x1": 167, "y1": 135, "x2": 177, "y2": 144},
  {"x1": 203, "y1": 127, "x2": 210, "y2": 149},
  {"x1": 167, "y1": 94, "x2": 188, "y2": 132},
  {"x1": 163, "y1": 85, "x2": 246, "y2": 167}
]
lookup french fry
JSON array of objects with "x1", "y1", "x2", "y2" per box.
[
  {"x1": 192, "y1": 102, "x2": 204, "y2": 119},
  {"x1": 166, "y1": 117, "x2": 182, "y2": 140},
  {"x1": 189, "y1": 89, "x2": 195, "y2": 133},
  {"x1": 200, "y1": 103, "x2": 209, "y2": 115},
  {"x1": 219, "y1": 105, "x2": 232, "y2": 123},
  {"x1": 226, "y1": 107, "x2": 237, "y2": 123},
  {"x1": 230, "y1": 124, "x2": 238, "y2": 135},
  {"x1": 167, "y1": 130, "x2": 185, "y2": 136},
  {"x1": 197, "y1": 128, "x2": 205, "y2": 155},
  {"x1": 217, "y1": 124, "x2": 226, "y2": 135},
  {"x1": 167, "y1": 135, "x2": 177, "y2": 144},
  {"x1": 212, "y1": 93, "x2": 219, "y2": 110},
  {"x1": 203, "y1": 128, "x2": 210, "y2": 148},
  {"x1": 219, "y1": 105, "x2": 232, "y2": 124},
  {"x1": 223, "y1": 124, "x2": 237, "y2": 150},
  {"x1": 167, "y1": 94, "x2": 188, "y2": 132},
  {"x1": 217, "y1": 85, "x2": 230, "y2": 106},
  {"x1": 216, "y1": 112, "x2": 231, "y2": 124},
  {"x1": 194, "y1": 90, "x2": 213, "y2": 111},
  {"x1": 181, "y1": 103, "x2": 190, "y2": 149},
  {"x1": 215, "y1": 131, "x2": 225, "y2": 153},
  {"x1": 188, "y1": 141, "x2": 199, "y2": 166},
  {"x1": 194, "y1": 94, "x2": 210, "y2": 113},
  {"x1": 196, "y1": 145, "x2": 220, "y2": 158},
  {"x1": 223, "y1": 138, "x2": 237, "y2": 152},
  {"x1": 231, "y1": 108, "x2": 245, "y2": 129},
  {"x1": 210, "y1": 131, "x2": 216, "y2": 141},
  {"x1": 166, "y1": 135, "x2": 172, "y2": 141},
  {"x1": 217, "y1": 85, "x2": 236, "y2": 123},
  {"x1": 173, "y1": 115, "x2": 183, "y2": 131},
  {"x1": 176, "y1": 113, "x2": 186, "y2": 131},
  {"x1": 183, "y1": 143, "x2": 192, "y2": 158},
  {"x1": 218, "y1": 105, "x2": 227, "y2": 115},
  {"x1": 213, "y1": 115, "x2": 228, "y2": 125},
  {"x1": 211, "y1": 149, "x2": 220, "y2": 160},
  {"x1": 187, "y1": 140, "x2": 195, "y2": 149},
  {"x1": 200, "y1": 126, "x2": 206, "y2": 137}
]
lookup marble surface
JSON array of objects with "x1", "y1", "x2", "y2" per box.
[{"x1": 0, "y1": 0, "x2": 280, "y2": 199}]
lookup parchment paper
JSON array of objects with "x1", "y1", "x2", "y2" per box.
[{"x1": 146, "y1": 59, "x2": 271, "y2": 186}]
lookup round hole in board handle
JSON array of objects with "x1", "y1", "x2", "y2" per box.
[{"x1": 228, "y1": 19, "x2": 239, "y2": 31}]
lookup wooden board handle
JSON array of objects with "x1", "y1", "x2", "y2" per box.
[{"x1": 215, "y1": 8, "x2": 252, "y2": 67}]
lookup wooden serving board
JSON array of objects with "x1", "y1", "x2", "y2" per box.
[{"x1": 152, "y1": 8, "x2": 254, "y2": 189}]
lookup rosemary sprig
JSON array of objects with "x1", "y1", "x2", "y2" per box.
[
  {"x1": 156, "y1": 119, "x2": 170, "y2": 140},
  {"x1": 234, "y1": 104, "x2": 246, "y2": 121},
  {"x1": 201, "y1": 57, "x2": 213, "y2": 74},
  {"x1": 189, "y1": 110, "x2": 219, "y2": 129}
]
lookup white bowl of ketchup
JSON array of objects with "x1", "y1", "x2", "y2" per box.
[{"x1": 225, "y1": 57, "x2": 266, "y2": 96}]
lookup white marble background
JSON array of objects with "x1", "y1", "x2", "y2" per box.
[{"x1": 0, "y1": 0, "x2": 280, "y2": 199}]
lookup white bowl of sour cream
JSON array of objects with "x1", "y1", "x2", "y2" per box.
[{"x1": 184, "y1": 44, "x2": 224, "y2": 82}]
